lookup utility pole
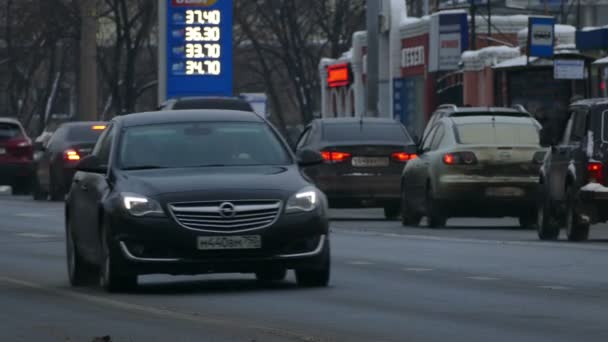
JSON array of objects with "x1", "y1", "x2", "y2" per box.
[
  {"x1": 487, "y1": 0, "x2": 492, "y2": 38},
  {"x1": 78, "y1": 0, "x2": 98, "y2": 121},
  {"x1": 366, "y1": 0, "x2": 379, "y2": 117},
  {"x1": 471, "y1": 1, "x2": 477, "y2": 50}
]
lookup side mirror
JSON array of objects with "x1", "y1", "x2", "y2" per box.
[
  {"x1": 297, "y1": 149, "x2": 324, "y2": 167},
  {"x1": 76, "y1": 155, "x2": 107, "y2": 174}
]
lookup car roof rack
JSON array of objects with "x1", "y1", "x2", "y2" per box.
[
  {"x1": 511, "y1": 104, "x2": 529, "y2": 113},
  {"x1": 437, "y1": 104, "x2": 458, "y2": 111}
]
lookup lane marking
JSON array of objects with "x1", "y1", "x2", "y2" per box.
[
  {"x1": 466, "y1": 276, "x2": 500, "y2": 281},
  {"x1": 539, "y1": 285, "x2": 572, "y2": 291},
  {"x1": 0, "y1": 276, "x2": 322, "y2": 342},
  {"x1": 333, "y1": 228, "x2": 608, "y2": 252},
  {"x1": 15, "y1": 213, "x2": 51, "y2": 218},
  {"x1": 347, "y1": 261, "x2": 375, "y2": 266},
  {"x1": 403, "y1": 268, "x2": 433, "y2": 272},
  {"x1": 16, "y1": 233, "x2": 56, "y2": 239}
]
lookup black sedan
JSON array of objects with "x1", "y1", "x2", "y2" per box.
[
  {"x1": 32, "y1": 122, "x2": 106, "y2": 201},
  {"x1": 296, "y1": 118, "x2": 417, "y2": 219},
  {"x1": 66, "y1": 110, "x2": 330, "y2": 292}
]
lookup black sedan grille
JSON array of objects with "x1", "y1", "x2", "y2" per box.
[{"x1": 168, "y1": 200, "x2": 282, "y2": 232}]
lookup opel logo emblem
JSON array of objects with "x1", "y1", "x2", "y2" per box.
[{"x1": 218, "y1": 202, "x2": 237, "y2": 218}]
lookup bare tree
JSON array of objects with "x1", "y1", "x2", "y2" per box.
[
  {"x1": 97, "y1": 0, "x2": 157, "y2": 116},
  {"x1": 234, "y1": 0, "x2": 365, "y2": 125}
]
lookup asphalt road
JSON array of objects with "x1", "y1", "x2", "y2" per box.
[{"x1": 1, "y1": 193, "x2": 608, "y2": 342}]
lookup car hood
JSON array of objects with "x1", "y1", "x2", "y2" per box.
[{"x1": 116, "y1": 165, "x2": 310, "y2": 200}]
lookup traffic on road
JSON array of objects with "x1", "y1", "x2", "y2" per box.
[{"x1": 3, "y1": 0, "x2": 608, "y2": 341}]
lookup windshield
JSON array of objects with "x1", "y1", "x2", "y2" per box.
[
  {"x1": 456, "y1": 122, "x2": 539, "y2": 145},
  {"x1": 119, "y1": 122, "x2": 291, "y2": 169},
  {"x1": 323, "y1": 122, "x2": 412, "y2": 143},
  {"x1": 0, "y1": 123, "x2": 22, "y2": 140},
  {"x1": 66, "y1": 126, "x2": 105, "y2": 142}
]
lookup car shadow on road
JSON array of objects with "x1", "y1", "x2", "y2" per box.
[{"x1": 130, "y1": 278, "x2": 322, "y2": 295}]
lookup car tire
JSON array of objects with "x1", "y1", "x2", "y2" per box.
[
  {"x1": 32, "y1": 176, "x2": 47, "y2": 201},
  {"x1": 255, "y1": 268, "x2": 287, "y2": 284},
  {"x1": 100, "y1": 222, "x2": 137, "y2": 293},
  {"x1": 383, "y1": 203, "x2": 400, "y2": 220},
  {"x1": 295, "y1": 241, "x2": 330, "y2": 288},
  {"x1": 49, "y1": 172, "x2": 64, "y2": 202},
  {"x1": 400, "y1": 189, "x2": 421, "y2": 227},
  {"x1": 426, "y1": 187, "x2": 446, "y2": 228},
  {"x1": 537, "y1": 191, "x2": 560, "y2": 241},
  {"x1": 565, "y1": 186, "x2": 590, "y2": 242},
  {"x1": 66, "y1": 221, "x2": 97, "y2": 286}
]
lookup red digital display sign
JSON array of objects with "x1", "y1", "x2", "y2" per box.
[{"x1": 326, "y1": 63, "x2": 351, "y2": 88}]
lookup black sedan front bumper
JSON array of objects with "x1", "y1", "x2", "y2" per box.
[{"x1": 106, "y1": 211, "x2": 329, "y2": 276}]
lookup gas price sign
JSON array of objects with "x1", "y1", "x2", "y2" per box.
[{"x1": 160, "y1": 0, "x2": 233, "y2": 101}]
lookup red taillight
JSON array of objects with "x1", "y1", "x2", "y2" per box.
[
  {"x1": 64, "y1": 149, "x2": 81, "y2": 162},
  {"x1": 443, "y1": 152, "x2": 478, "y2": 165},
  {"x1": 443, "y1": 154, "x2": 456, "y2": 165},
  {"x1": 391, "y1": 152, "x2": 417, "y2": 162},
  {"x1": 321, "y1": 151, "x2": 352, "y2": 163},
  {"x1": 588, "y1": 162, "x2": 605, "y2": 184}
]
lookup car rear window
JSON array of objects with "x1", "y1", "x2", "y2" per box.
[
  {"x1": 172, "y1": 99, "x2": 253, "y2": 111},
  {"x1": 323, "y1": 123, "x2": 412, "y2": 143},
  {"x1": 0, "y1": 122, "x2": 22, "y2": 140},
  {"x1": 456, "y1": 122, "x2": 539, "y2": 145},
  {"x1": 66, "y1": 126, "x2": 105, "y2": 142}
]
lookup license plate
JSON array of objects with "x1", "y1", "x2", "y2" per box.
[
  {"x1": 497, "y1": 151, "x2": 512, "y2": 161},
  {"x1": 485, "y1": 187, "x2": 524, "y2": 197},
  {"x1": 197, "y1": 235, "x2": 261, "y2": 250},
  {"x1": 351, "y1": 157, "x2": 389, "y2": 168},
  {"x1": 0, "y1": 147, "x2": 5, "y2": 155}
]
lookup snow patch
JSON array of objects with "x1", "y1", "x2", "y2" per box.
[{"x1": 581, "y1": 183, "x2": 608, "y2": 193}]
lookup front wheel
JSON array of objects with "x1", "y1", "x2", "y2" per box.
[
  {"x1": 66, "y1": 221, "x2": 97, "y2": 286},
  {"x1": 295, "y1": 241, "x2": 330, "y2": 288},
  {"x1": 100, "y1": 223, "x2": 137, "y2": 292}
]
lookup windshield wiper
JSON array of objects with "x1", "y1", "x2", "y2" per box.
[{"x1": 122, "y1": 165, "x2": 168, "y2": 171}]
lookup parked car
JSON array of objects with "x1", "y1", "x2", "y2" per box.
[
  {"x1": 32, "y1": 122, "x2": 106, "y2": 201},
  {"x1": 296, "y1": 118, "x2": 417, "y2": 219},
  {"x1": 0, "y1": 118, "x2": 34, "y2": 194},
  {"x1": 422, "y1": 105, "x2": 532, "y2": 143},
  {"x1": 65, "y1": 110, "x2": 330, "y2": 292},
  {"x1": 537, "y1": 98, "x2": 608, "y2": 241},
  {"x1": 401, "y1": 115, "x2": 545, "y2": 228},
  {"x1": 159, "y1": 96, "x2": 254, "y2": 112}
]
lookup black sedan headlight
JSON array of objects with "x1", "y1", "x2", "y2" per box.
[
  {"x1": 285, "y1": 187, "x2": 321, "y2": 214},
  {"x1": 121, "y1": 192, "x2": 164, "y2": 217}
]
